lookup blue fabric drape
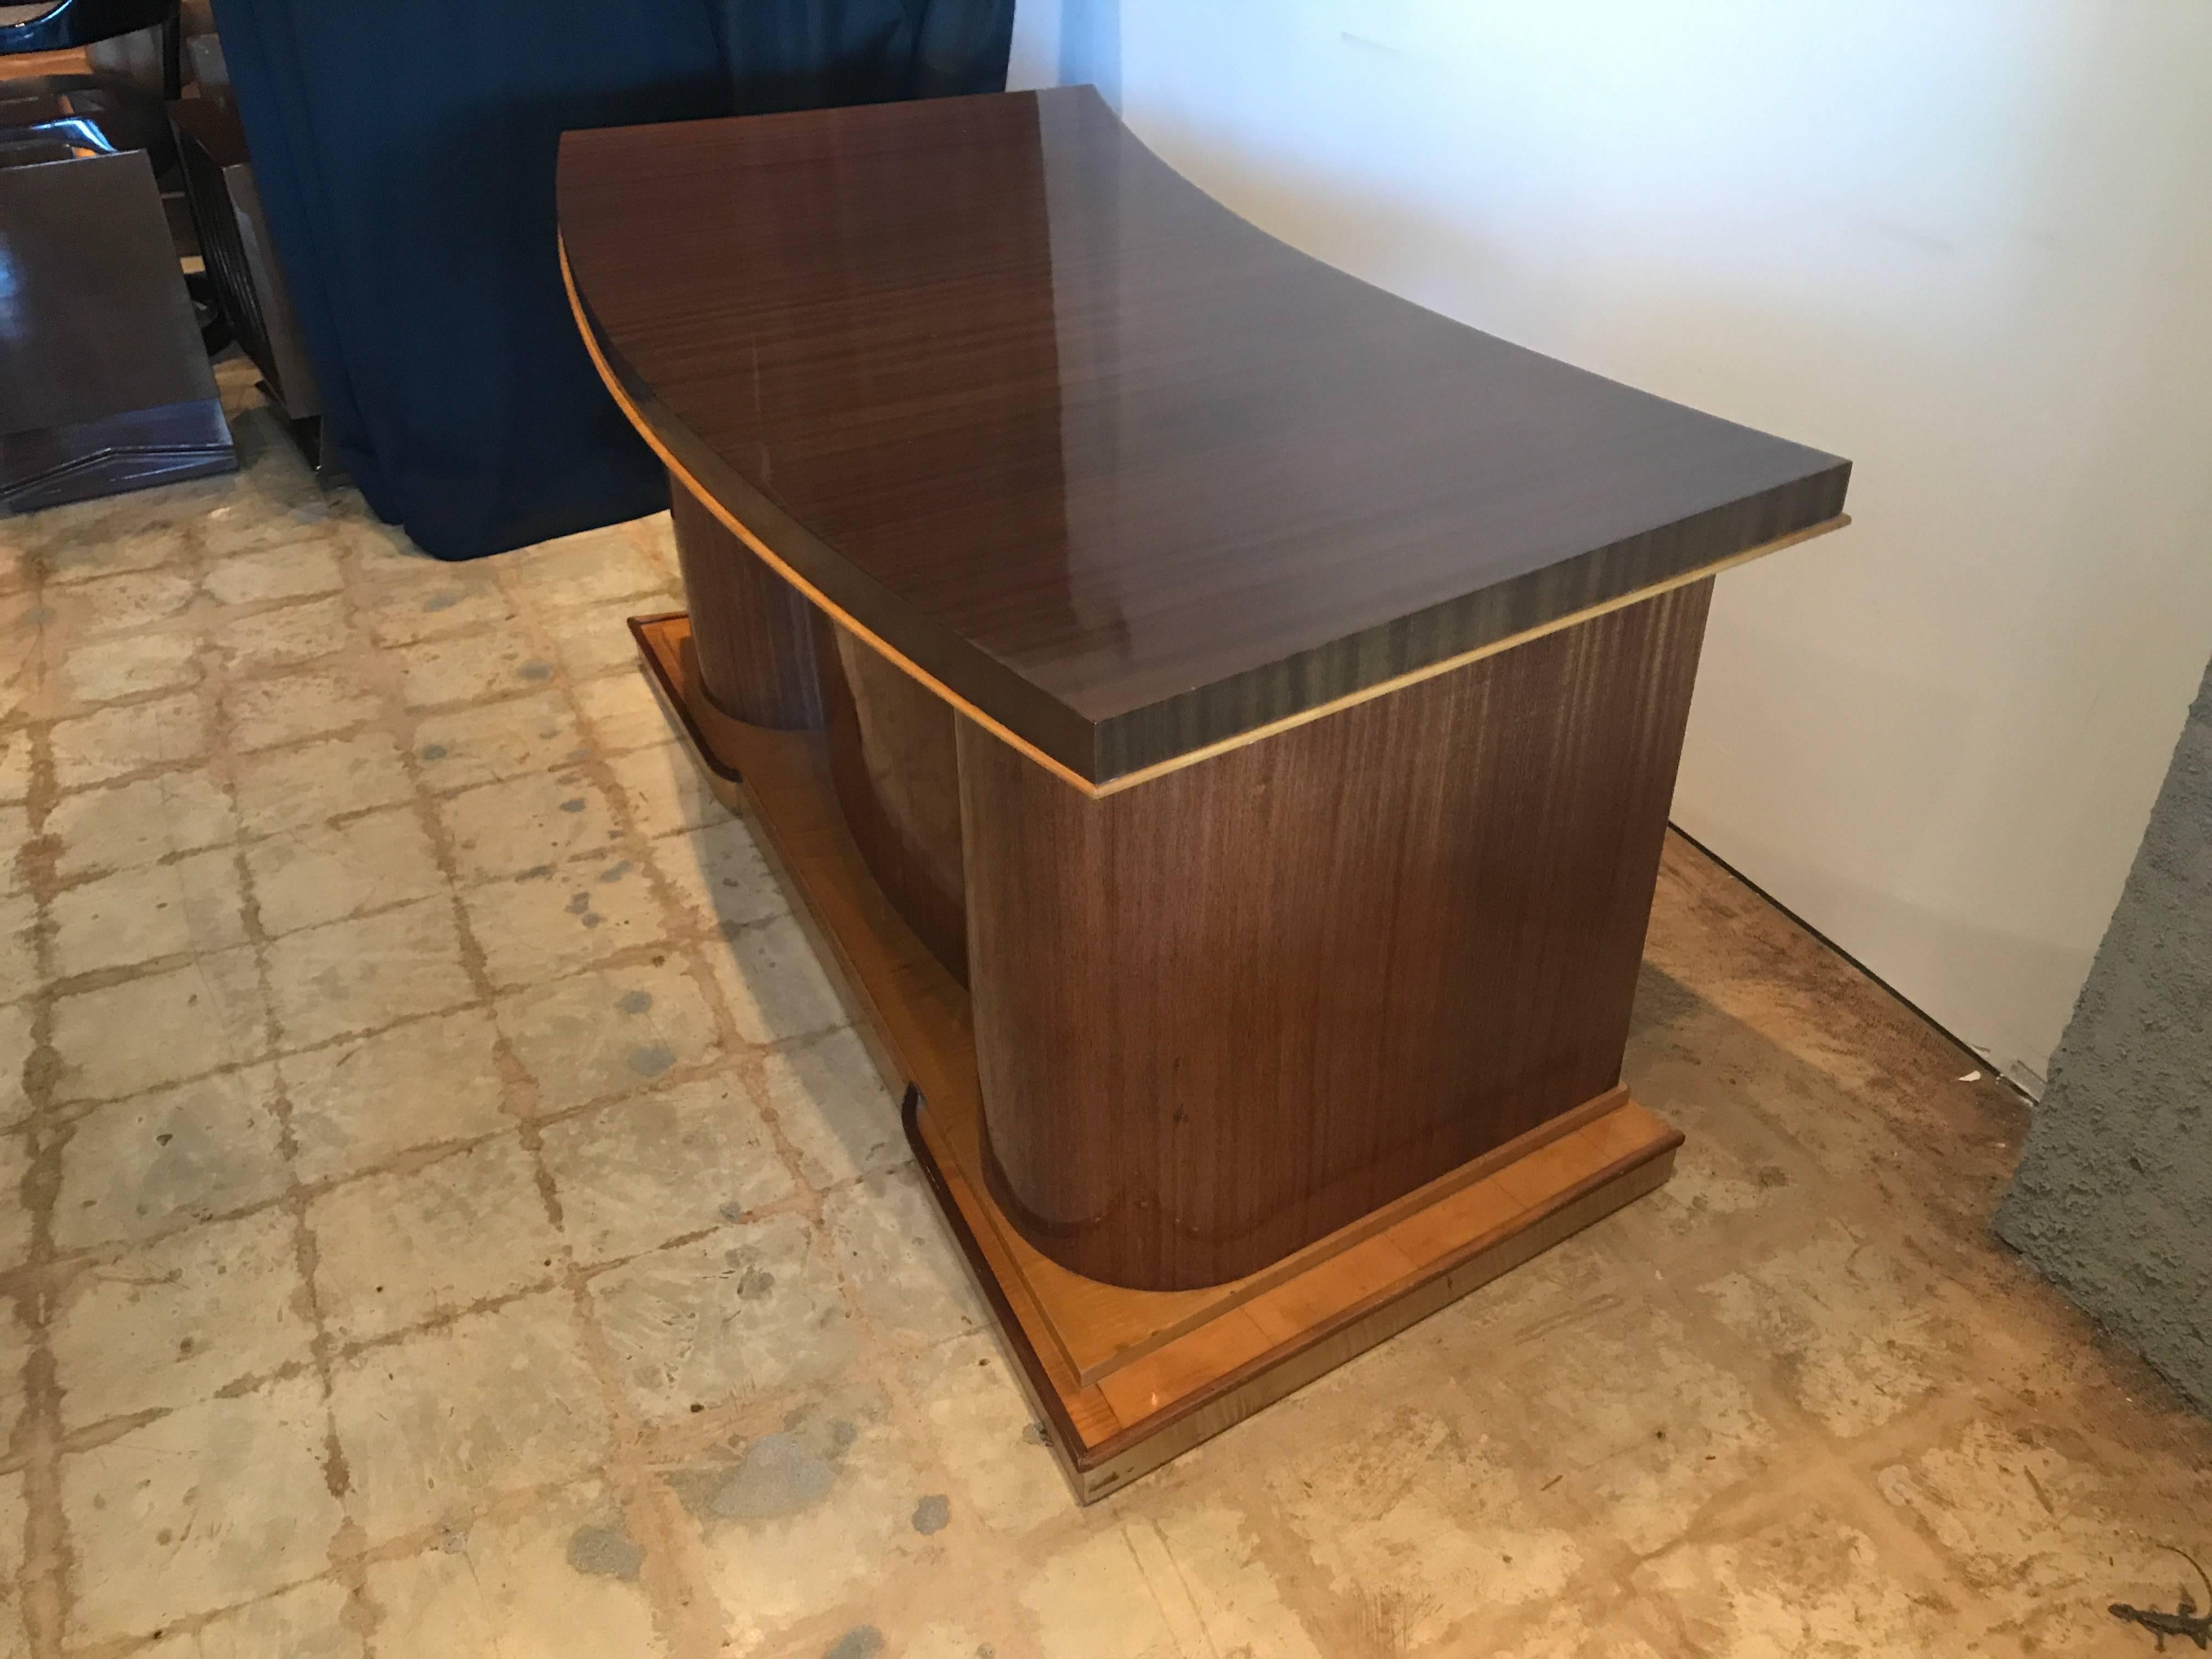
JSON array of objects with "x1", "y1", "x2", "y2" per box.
[{"x1": 210, "y1": 0, "x2": 1015, "y2": 560}]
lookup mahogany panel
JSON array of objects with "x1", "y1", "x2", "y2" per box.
[
  {"x1": 560, "y1": 87, "x2": 1848, "y2": 784},
  {"x1": 815, "y1": 611, "x2": 968, "y2": 982},
  {"x1": 961, "y1": 580, "x2": 1713, "y2": 1290},
  {"x1": 667, "y1": 476, "x2": 821, "y2": 730}
]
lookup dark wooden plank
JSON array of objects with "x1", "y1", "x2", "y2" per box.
[
  {"x1": 0, "y1": 150, "x2": 234, "y2": 512},
  {"x1": 560, "y1": 87, "x2": 1847, "y2": 784}
]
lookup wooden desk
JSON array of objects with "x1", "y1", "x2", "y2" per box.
[{"x1": 558, "y1": 86, "x2": 1849, "y2": 1501}]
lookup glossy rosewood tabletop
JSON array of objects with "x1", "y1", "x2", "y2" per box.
[{"x1": 560, "y1": 87, "x2": 1849, "y2": 785}]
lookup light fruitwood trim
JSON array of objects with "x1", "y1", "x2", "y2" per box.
[
  {"x1": 562, "y1": 239, "x2": 1105, "y2": 797},
  {"x1": 980, "y1": 1082, "x2": 1630, "y2": 1389},
  {"x1": 1063, "y1": 1148, "x2": 1679, "y2": 1502},
  {"x1": 1093, "y1": 511, "x2": 1849, "y2": 796}
]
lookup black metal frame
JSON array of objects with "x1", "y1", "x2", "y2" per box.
[{"x1": 171, "y1": 97, "x2": 338, "y2": 477}]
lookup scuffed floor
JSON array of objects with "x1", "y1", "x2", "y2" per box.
[{"x1": 1, "y1": 374, "x2": 2208, "y2": 1659}]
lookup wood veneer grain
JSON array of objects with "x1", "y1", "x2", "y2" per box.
[
  {"x1": 560, "y1": 87, "x2": 1849, "y2": 785},
  {"x1": 816, "y1": 611, "x2": 969, "y2": 982},
  {"x1": 962, "y1": 580, "x2": 1713, "y2": 1290},
  {"x1": 668, "y1": 477, "x2": 822, "y2": 730}
]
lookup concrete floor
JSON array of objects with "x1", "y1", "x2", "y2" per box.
[{"x1": 1, "y1": 374, "x2": 2208, "y2": 1659}]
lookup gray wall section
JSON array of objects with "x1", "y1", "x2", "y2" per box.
[{"x1": 1996, "y1": 653, "x2": 2212, "y2": 1411}]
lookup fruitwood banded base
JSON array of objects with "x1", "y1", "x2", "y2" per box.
[{"x1": 632, "y1": 610, "x2": 1683, "y2": 1504}]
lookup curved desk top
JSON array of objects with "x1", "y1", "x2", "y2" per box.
[{"x1": 559, "y1": 86, "x2": 1848, "y2": 790}]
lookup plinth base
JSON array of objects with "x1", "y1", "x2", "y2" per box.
[{"x1": 633, "y1": 611, "x2": 1683, "y2": 1503}]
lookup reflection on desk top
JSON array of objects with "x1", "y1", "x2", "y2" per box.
[{"x1": 558, "y1": 86, "x2": 1849, "y2": 788}]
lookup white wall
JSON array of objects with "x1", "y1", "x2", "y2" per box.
[{"x1": 1011, "y1": 0, "x2": 2212, "y2": 1090}]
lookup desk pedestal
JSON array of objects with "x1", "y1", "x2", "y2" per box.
[{"x1": 633, "y1": 573, "x2": 1684, "y2": 1501}]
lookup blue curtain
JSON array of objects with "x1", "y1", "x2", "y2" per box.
[{"x1": 211, "y1": 0, "x2": 1015, "y2": 560}]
